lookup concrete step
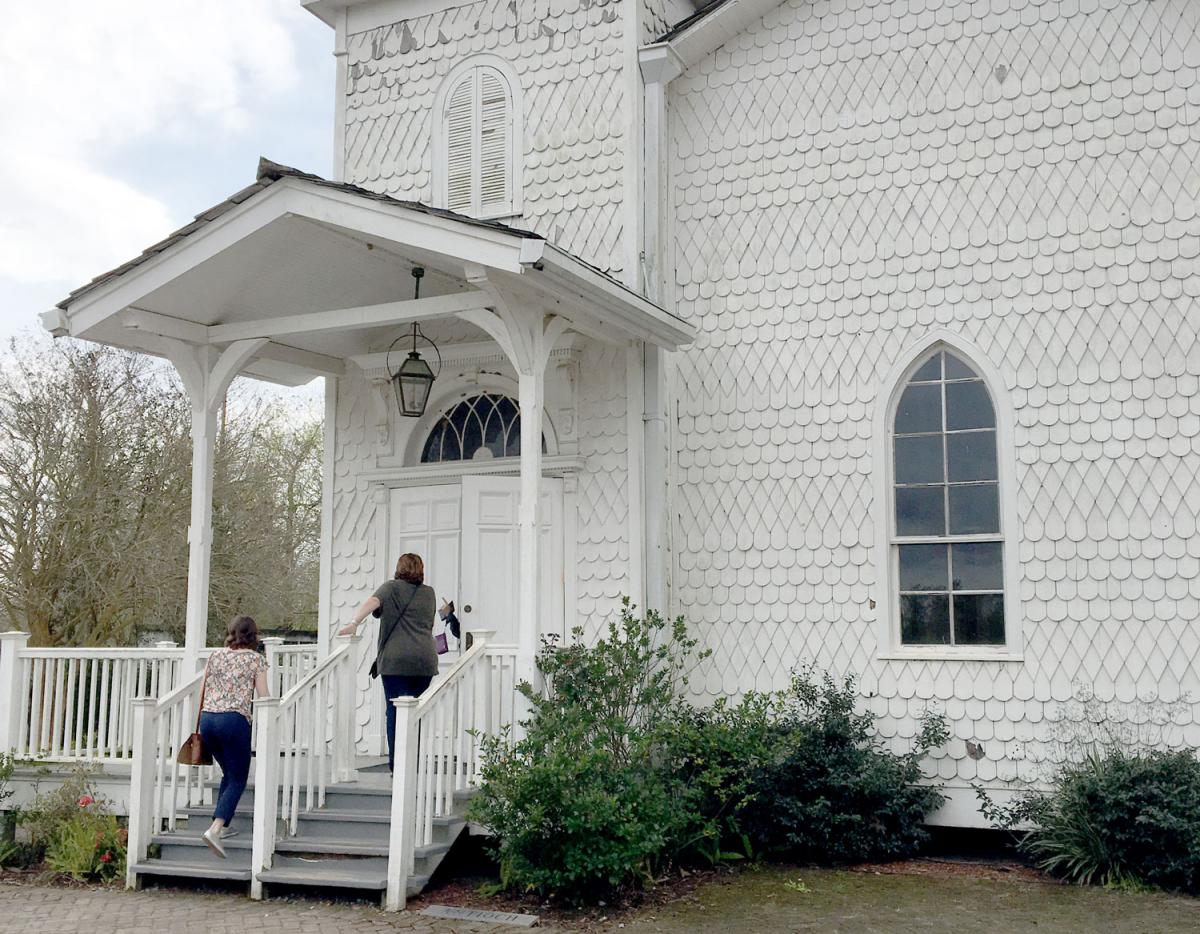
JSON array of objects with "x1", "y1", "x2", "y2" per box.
[{"x1": 132, "y1": 858, "x2": 252, "y2": 883}]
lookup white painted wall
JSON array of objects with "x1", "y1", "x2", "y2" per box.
[
  {"x1": 341, "y1": 0, "x2": 630, "y2": 277},
  {"x1": 667, "y1": 0, "x2": 1200, "y2": 802}
]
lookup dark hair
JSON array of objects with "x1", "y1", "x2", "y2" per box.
[
  {"x1": 395, "y1": 553, "x2": 424, "y2": 585},
  {"x1": 225, "y1": 615, "x2": 259, "y2": 650}
]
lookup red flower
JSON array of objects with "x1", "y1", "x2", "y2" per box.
[
  {"x1": 77, "y1": 795, "x2": 94, "y2": 808},
  {"x1": 99, "y1": 853, "x2": 112, "y2": 863}
]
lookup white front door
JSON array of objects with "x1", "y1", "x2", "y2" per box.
[
  {"x1": 459, "y1": 476, "x2": 564, "y2": 647},
  {"x1": 362, "y1": 476, "x2": 565, "y2": 754}
]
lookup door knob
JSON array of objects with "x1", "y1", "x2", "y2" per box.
[{"x1": 464, "y1": 604, "x2": 472, "y2": 613}]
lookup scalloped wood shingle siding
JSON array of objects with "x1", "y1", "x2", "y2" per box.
[{"x1": 669, "y1": 0, "x2": 1200, "y2": 795}]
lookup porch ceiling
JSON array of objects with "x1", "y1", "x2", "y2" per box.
[{"x1": 45, "y1": 159, "x2": 694, "y2": 385}]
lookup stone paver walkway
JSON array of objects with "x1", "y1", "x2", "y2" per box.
[{"x1": 0, "y1": 884, "x2": 549, "y2": 934}]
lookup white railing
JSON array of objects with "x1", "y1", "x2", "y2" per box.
[
  {"x1": 0, "y1": 635, "x2": 184, "y2": 762},
  {"x1": 263, "y1": 640, "x2": 319, "y2": 697},
  {"x1": 0, "y1": 632, "x2": 318, "y2": 763},
  {"x1": 386, "y1": 630, "x2": 510, "y2": 910},
  {"x1": 249, "y1": 634, "x2": 360, "y2": 899},
  {"x1": 126, "y1": 670, "x2": 213, "y2": 887}
]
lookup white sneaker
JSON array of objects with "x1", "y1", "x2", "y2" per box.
[
  {"x1": 219, "y1": 830, "x2": 239, "y2": 839},
  {"x1": 202, "y1": 828, "x2": 227, "y2": 858}
]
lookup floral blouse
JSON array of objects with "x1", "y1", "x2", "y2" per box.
[{"x1": 201, "y1": 649, "x2": 267, "y2": 723}]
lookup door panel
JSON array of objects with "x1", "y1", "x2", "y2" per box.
[{"x1": 460, "y1": 476, "x2": 564, "y2": 648}]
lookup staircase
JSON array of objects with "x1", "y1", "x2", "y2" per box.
[
  {"x1": 125, "y1": 630, "x2": 513, "y2": 910},
  {"x1": 131, "y1": 763, "x2": 474, "y2": 900}
]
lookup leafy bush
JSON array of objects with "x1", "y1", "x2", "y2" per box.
[
  {"x1": 471, "y1": 604, "x2": 950, "y2": 904},
  {"x1": 469, "y1": 602, "x2": 706, "y2": 902},
  {"x1": 739, "y1": 668, "x2": 948, "y2": 863},
  {"x1": 45, "y1": 801, "x2": 127, "y2": 883},
  {"x1": 978, "y1": 748, "x2": 1200, "y2": 892},
  {"x1": 17, "y1": 766, "x2": 104, "y2": 864}
]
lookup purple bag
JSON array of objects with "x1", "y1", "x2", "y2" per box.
[{"x1": 434, "y1": 631, "x2": 449, "y2": 655}]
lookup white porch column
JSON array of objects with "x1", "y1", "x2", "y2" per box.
[
  {"x1": 459, "y1": 278, "x2": 568, "y2": 682},
  {"x1": 155, "y1": 338, "x2": 268, "y2": 671},
  {"x1": 516, "y1": 368, "x2": 545, "y2": 681}
]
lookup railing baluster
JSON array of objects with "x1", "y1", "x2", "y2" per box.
[
  {"x1": 62, "y1": 659, "x2": 78, "y2": 757},
  {"x1": 36, "y1": 658, "x2": 52, "y2": 755}
]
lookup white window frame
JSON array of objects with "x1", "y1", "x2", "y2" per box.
[
  {"x1": 873, "y1": 331, "x2": 1024, "y2": 662},
  {"x1": 431, "y1": 55, "x2": 523, "y2": 220}
]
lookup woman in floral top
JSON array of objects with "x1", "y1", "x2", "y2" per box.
[{"x1": 199, "y1": 615, "x2": 269, "y2": 858}]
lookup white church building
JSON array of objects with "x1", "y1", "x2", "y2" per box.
[{"x1": 4, "y1": 0, "x2": 1199, "y2": 907}]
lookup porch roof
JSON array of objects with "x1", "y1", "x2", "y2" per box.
[{"x1": 43, "y1": 159, "x2": 693, "y2": 385}]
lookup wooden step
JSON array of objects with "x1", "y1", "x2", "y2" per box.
[
  {"x1": 258, "y1": 855, "x2": 389, "y2": 891},
  {"x1": 132, "y1": 858, "x2": 252, "y2": 883}
]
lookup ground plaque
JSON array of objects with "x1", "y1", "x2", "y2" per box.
[{"x1": 420, "y1": 905, "x2": 539, "y2": 927}]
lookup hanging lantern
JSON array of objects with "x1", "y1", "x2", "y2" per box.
[{"x1": 387, "y1": 268, "x2": 442, "y2": 418}]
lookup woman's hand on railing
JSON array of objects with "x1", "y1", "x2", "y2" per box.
[{"x1": 337, "y1": 622, "x2": 358, "y2": 637}]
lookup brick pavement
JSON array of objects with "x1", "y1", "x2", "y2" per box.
[{"x1": 0, "y1": 883, "x2": 551, "y2": 933}]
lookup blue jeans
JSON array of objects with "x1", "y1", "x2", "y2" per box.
[
  {"x1": 381, "y1": 675, "x2": 432, "y2": 773},
  {"x1": 199, "y1": 711, "x2": 252, "y2": 824}
]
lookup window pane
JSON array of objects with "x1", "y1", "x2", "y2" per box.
[
  {"x1": 896, "y1": 486, "x2": 945, "y2": 536},
  {"x1": 953, "y1": 594, "x2": 1005, "y2": 644},
  {"x1": 894, "y1": 436, "x2": 944, "y2": 484},
  {"x1": 895, "y1": 384, "x2": 942, "y2": 434},
  {"x1": 899, "y1": 544, "x2": 948, "y2": 592},
  {"x1": 948, "y1": 484, "x2": 999, "y2": 534},
  {"x1": 901, "y1": 595, "x2": 951, "y2": 644},
  {"x1": 912, "y1": 354, "x2": 941, "y2": 381},
  {"x1": 946, "y1": 382, "x2": 995, "y2": 430},
  {"x1": 952, "y1": 542, "x2": 1003, "y2": 591},
  {"x1": 947, "y1": 431, "x2": 997, "y2": 482},
  {"x1": 944, "y1": 353, "x2": 977, "y2": 380}
]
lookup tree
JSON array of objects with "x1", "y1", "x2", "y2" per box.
[{"x1": 0, "y1": 334, "x2": 322, "y2": 646}]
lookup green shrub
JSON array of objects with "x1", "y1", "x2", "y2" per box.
[
  {"x1": 17, "y1": 765, "x2": 105, "y2": 865},
  {"x1": 46, "y1": 805, "x2": 126, "y2": 883},
  {"x1": 978, "y1": 748, "x2": 1200, "y2": 893},
  {"x1": 470, "y1": 603, "x2": 950, "y2": 904},
  {"x1": 733, "y1": 668, "x2": 948, "y2": 864},
  {"x1": 469, "y1": 602, "x2": 706, "y2": 903}
]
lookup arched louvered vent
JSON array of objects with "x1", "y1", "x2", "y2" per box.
[{"x1": 437, "y1": 63, "x2": 519, "y2": 219}]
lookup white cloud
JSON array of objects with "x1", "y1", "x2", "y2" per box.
[{"x1": 0, "y1": 0, "x2": 306, "y2": 286}]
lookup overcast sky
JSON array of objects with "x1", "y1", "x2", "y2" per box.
[{"x1": 0, "y1": 1, "x2": 333, "y2": 347}]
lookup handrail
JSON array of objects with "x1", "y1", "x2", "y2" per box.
[
  {"x1": 126, "y1": 670, "x2": 209, "y2": 888},
  {"x1": 385, "y1": 629, "x2": 499, "y2": 910},
  {"x1": 279, "y1": 641, "x2": 350, "y2": 707},
  {"x1": 414, "y1": 638, "x2": 488, "y2": 714},
  {"x1": 249, "y1": 634, "x2": 361, "y2": 900}
]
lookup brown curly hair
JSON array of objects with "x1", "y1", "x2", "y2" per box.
[
  {"x1": 394, "y1": 553, "x2": 424, "y2": 585},
  {"x1": 225, "y1": 615, "x2": 259, "y2": 650}
]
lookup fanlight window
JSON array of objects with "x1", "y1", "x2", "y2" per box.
[
  {"x1": 420, "y1": 394, "x2": 544, "y2": 463},
  {"x1": 891, "y1": 350, "x2": 1005, "y2": 646}
]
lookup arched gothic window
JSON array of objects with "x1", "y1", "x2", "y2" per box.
[
  {"x1": 436, "y1": 61, "x2": 521, "y2": 219},
  {"x1": 420, "y1": 394, "x2": 545, "y2": 463},
  {"x1": 890, "y1": 349, "x2": 1005, "y2": 645}
]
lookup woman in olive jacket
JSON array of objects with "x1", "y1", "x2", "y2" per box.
[{"x1": 339, "y1": 552, "x2": 457, "y2": 773}]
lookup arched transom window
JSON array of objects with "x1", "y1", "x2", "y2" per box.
[
  {"x1": 437, "y1": 62, "x2": 520, "y2": 219},
  {"x1": 891, "y1": 349, "x2": 1004, "y2": 646},
  {"x1": 420, "y1": 394, "x2": 545, "y2": 463}
]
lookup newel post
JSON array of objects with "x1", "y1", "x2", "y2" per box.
[
  {"x1": 261, "y1": 637, "x2": 284, "y2": 695},
  {"x1": 385, "y1": 696, "x2": 419, "y2": 911},
  {"x1": 0, "y1": 631, "x2": 30, "y2": 755},
  {"x1": 126, "y1": 697, "x2": 158, "y2": 889},
  {"x1": 250, "y1": 695, "x2": 281, "y2": 900},
  {"x1": 334, "y1": 634, "x2": 361, "y2": 783}
]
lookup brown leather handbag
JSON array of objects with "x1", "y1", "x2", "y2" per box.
[{"x1": 176, "y1": 658, "x2": 213, "y2": 766}]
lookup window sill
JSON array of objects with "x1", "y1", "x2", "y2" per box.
[{"x1": 877, "y1": 649, "x2": 1024, "y2": 663}]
